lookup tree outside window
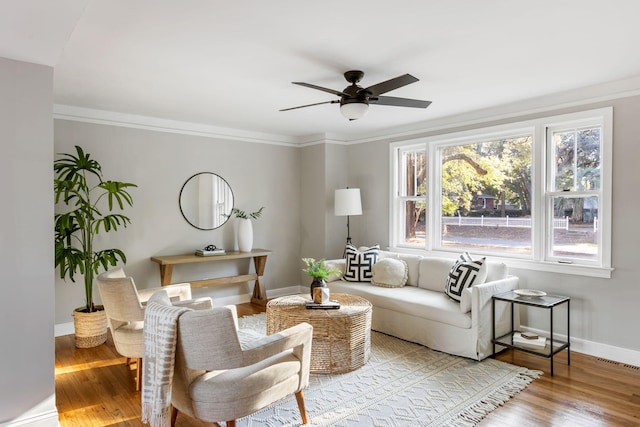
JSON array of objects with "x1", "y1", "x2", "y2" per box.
[{"x1": 391, "y1": 108, "x2": 610, "y2": 274}]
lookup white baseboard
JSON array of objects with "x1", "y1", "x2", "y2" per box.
[
  {"x1": 521, "y1": 326, "x2": 640, "y2": 367},
  {"x1": 54, "y1": 286, "x2": 307, "y2": 337},
  {"x1": 55, "y1": 290, "x2": 639, "y2": 366},
  {"x1": 0, "y1": 396, "x2": 59, "y2": 427},
  {"x1": 54, "y1": 322, "x2": 74, "y2": 337}
]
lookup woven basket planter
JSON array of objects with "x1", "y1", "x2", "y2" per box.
[{"x1": 73, "y1": 305, "x2": 108, "y2": 348}]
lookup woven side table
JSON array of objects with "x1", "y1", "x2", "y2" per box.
[{"x1": 266, "y1": 293, "x2": 372, "y2": 374}]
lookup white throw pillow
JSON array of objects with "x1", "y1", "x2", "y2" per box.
[
  {"x1": 371, "y1": 258, "x2": 408, "y2": 288},
  {"x1": 445, "y1": 252, "x2": 487, "y2": 303},
  {"x1": 324, "y1": 259, "x2": 345, "y2": 282},
  {"x1": 343, "y1": 244, "x2": 379, "y2": 282}
]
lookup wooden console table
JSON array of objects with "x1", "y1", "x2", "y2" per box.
[{"x1": 150, "y1": 249, "x2": 272, "y2": 306}]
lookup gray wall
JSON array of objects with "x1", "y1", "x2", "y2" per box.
[
  {"x1": 54, "y1": 120, "x2": 303, "y2": 323},
  {"x1": 0, "y1": 58, "x2": 56, "y2": 423},
  {"x1": 344, "y1": 95, "x2": 640, "y2": 360},
  {"x1": 54, "y1": 94, "x2": 640, "y2": 362}
]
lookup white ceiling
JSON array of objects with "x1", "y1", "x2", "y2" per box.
[{"x1": 3, "y1": 0, "x2": 640, "y2": 142}]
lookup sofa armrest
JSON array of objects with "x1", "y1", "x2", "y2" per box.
[{"x1": 471, "y1": 275, "x2": 519, "y2": 360}]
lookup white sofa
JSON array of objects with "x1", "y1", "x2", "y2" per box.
[{"x1": 326, "y1": 250, "x2": 518, "y2": 361}]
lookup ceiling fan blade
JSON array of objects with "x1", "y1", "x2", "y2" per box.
[
  {"x1": 372, "y1": 96, "x2": 432, "y2": 109},
  {"x1": 279, "y1": 100, "x2": 339, "y2": 112},
  {"x1": 363, "y1": 74, "x2": 419, "y2": 96},
  {"x1": 292, "y1": 82, "x2": 348, "y2": 97}
]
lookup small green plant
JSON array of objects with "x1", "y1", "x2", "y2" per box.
[
  {"x1": 228, "y1": 206, "x2": 265, "y2": 219},
  {"x1": 54, "y1": 145, "x2": 137, "y2": 313},
  {"x1": 302, "y1": 258, "x2": 341, "y2": 280}
]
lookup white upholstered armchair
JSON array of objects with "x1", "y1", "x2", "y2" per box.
[
  {"x1": 143, "y1": 290, "x2": 313, "y2": 427},
  {"x1": 96, "y1": 267, "x2": 198, "y2": 390}
]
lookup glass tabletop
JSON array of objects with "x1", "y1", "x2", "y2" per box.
[{"x1": 493, "y1": 290, "x2": 569, "y2": 307}]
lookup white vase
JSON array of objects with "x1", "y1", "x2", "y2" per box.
[{"x1": 237, "y1": 218, "x2": 253, "y2": 252}]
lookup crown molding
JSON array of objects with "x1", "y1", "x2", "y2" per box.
[
  {"x1": 54, "y1": 75, "x2": 640, "y2": 147},
  {"x1": 53, "y1": 104, "x2": 300, "y2": 147},
  {"x1": 348, "y1": 75, "x2": 640, "y2": 144}
]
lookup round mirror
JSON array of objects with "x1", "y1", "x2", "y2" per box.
[{"x1": 179, "y1": 172, "x2": 234, "y2": 230}]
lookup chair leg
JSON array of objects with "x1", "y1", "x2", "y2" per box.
[
  {"x1": 170, "y1": 406, "x2": 178, "y2": 427},
  {"x1": 295, "y1": 390, "x2": 308, "y2": 424},
  {"x1": 135, "y1": 358, "x2": 142, "y2": 391}
]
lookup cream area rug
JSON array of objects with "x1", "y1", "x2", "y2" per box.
[{"x1": 236, "y1": 313, "x2": 541, "y2": 427}]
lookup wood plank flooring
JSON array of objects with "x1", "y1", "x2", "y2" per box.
[{"x1": 55, "y1": 302, "x2": 640, "y2": 426}]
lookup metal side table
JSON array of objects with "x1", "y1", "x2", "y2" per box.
[{"x1": 492, "y1": 290, "x2": 570, "y2": 376}]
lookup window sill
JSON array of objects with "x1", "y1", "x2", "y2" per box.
[{"x1": 386, "y1": 246, "x2": 613, "y2": 279}]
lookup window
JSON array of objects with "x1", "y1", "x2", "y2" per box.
[
  {"x1": 439, "y1": 135, "x2": 533, "y2": 256},
  {"x1": 390, "y1": 108, "x2": 612, "y2": 277},
  {"x1": 546, "y1": 125, "x2": 602, "y2": 264},
  {"x1": 396, "y1": 145, "x2": 427, "y2": 245}
]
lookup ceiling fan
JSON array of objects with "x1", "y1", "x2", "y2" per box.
[{"x1": 280, "y1": 70, "x2": 431, "y2": 120}]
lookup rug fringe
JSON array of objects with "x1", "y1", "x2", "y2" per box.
[{"x1": 445, "y1": 368, "x2": 543, "y2": 426}]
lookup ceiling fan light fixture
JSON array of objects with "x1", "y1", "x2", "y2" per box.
[{"x1": 340, "y1": 102, "x2": 369, "y2": 120}]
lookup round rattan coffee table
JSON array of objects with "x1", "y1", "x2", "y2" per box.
[{"x1": 266, "y1": 293, "x2": 372, "y2": 374}]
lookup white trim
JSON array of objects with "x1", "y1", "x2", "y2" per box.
[
  {"x1": 386, "y1": 247, "x2": 613, "y2": 279},
  {"x1": 522, "y1": 326, "x2": 640, "y2": 368},
  {"x1": 54, "y1": 76, "x2": 640, "y2": 146},
  {"x1": 53, "y1": 293, "x2": 637, "y2": 366},
  {"x1": 388, "y1": 107, "x2": 612, "y2": 274},
  {"x1": 54, "y1": 322, "x2": 74, "y2": 337},
  {"x1": 0, "y1": 396, "x2": 59, "y2": 427},
  {"x1": 53, "y1": 105, "x2": 299, "y2": 147},
  {"x1": 349, "y1": 75, "x2": 640, "y2": 145},
  {"x1": 54, "y1": 286, "x2": 307, "y2": 337}
]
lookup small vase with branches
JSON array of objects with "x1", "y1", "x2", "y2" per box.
[{"x1": 228, "y1": 207, "x2": 264, "y2": 252}]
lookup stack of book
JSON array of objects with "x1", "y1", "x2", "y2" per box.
[
  {"x1": 305, "y1": 300, "x2": 341, "y2": 309},
  {"x1": 513, "y1": 331, "x2": 547, "y2": 350},
  {"x1": 195, "y1": 248, "x2": 226, "y2": 256}
]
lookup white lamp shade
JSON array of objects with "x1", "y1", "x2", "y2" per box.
[
  {"x1": 335, "y1": 188, "x2": 362, "y2": 216},
  {"x1": 340, "y1": 103, "x2": 369, "y2": 120}
]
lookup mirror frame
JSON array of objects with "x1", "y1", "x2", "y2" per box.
[{"x1": 179, "y1": 172, "x2": 234, "y2": 230}]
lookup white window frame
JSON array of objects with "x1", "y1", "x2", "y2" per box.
[{"x1": 389, "y1": 107, "x2": 613, "y2": 278}]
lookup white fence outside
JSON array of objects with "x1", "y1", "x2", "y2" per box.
[{"x1": 442, "y1": 215, "x2": 598, "y2": 232}]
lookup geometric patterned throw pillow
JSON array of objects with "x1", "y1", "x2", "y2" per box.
[
  {"x1": 343, "y1": 244, "x2": 380, "y2": 282},
  {"x1": 445, "y1": 252, "x2": 487, "y2": 303}
]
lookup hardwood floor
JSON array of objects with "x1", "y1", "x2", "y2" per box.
[{"x1": 55, "y1": 302, "x2": 640, "y2": 426}]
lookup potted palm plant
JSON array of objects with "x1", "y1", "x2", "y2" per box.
[{"x1": 54, "y1": 146, "x2": 137, "y2": 348}]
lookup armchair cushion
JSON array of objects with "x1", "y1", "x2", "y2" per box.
[{"x1": 167, "y1": 301, "x2": 313, "y2": 425}]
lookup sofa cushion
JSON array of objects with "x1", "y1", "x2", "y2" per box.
[
  {"x1": 459, "y1": 288, "x2": 473, "y2": 313},
  {"x1": 417, "y1": 257, "x2": 456, "y2": 291},
  {"x1": 343, "y1": 244, "x2": 379, "y2": 282},
  {"x1": 371, "y1": 258, "x2": 408, "y2": 288},
  {"x1": 445, "y1": 252, "x2": 487, "y2": 303},
  {"x1": 486, "y1": 261, "x2": 508, "y2": 282},
  {"x1": 328, "y1": 280, "x2": 472, "y2": 329},
  {"x1": 379, "y1": 251, "x2": 423, "y2": 286}
]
